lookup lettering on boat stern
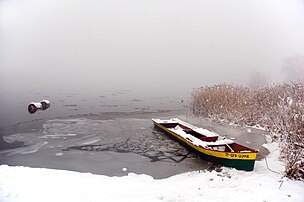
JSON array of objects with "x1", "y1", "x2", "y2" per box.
[{"x1": 225, "y1": 153, "x2": 250, "y2": 158}]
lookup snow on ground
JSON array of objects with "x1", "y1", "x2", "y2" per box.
[{"x1": 0, "y1": 141, "x2": 303, "y2": 202}]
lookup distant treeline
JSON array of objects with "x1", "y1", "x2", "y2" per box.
[{"x1": 192, "y1": 83, "x2": 304, "y2": 180}]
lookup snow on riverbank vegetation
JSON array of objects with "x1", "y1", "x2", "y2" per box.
[
  {"x1": 192, "y1": 83, "x2": 304, "y2": 180},
  {"x1": 0, "y1": 140, "x2": 304, "y2": 202}
]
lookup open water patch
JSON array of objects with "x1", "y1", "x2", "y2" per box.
[{"x1": 65, "y1": 136, "x2": 196, "y2": 163}]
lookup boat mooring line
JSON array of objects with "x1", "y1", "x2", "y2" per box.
[{"x1": 265, "y1": 156, "x2": 280, "y2": 174}]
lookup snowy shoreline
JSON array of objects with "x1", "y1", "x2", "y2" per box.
[{"x1": 1, "y1": 141, "x2": 303, "y2": 202}]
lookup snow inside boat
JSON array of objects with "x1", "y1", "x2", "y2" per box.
[{"x1": 152, "y1": 118, "x2": 258, "y2": 171}]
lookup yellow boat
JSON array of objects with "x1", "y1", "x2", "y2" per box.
[{"x1": 152, "y1": 118, "x2": 258, "y2": 171}]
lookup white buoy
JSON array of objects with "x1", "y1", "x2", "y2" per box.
[
  {"x1": 40, "y1": 100, "x2": 50, "y2": 110},
  {"x1": 28, "y1": 102, "x2": 42, "y2": 114},
  {"x1": 28, "y1": 100, "x2": 50, "y2": 113}
]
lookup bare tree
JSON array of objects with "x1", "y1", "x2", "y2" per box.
[
  {"x1": 248, "y1": 70, "x2": 270, "y2": 89},
  {"x1": 282, "y1": 56, "x2": 304, "y2": 83}
]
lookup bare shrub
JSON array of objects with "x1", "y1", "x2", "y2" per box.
[{"x1": 192, "y1": 83, "x2": 304, "y2": 180}]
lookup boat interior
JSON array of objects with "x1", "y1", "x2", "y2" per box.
[
  {"x1": 206, "y1": 143, "x2": 256, "y2": 153},
  {"x1": 159, "y1": 122, "x2": 218, "y2": 142},
  {"x1": 226, "y1": 143, "x2": 257, "y2": 153}
]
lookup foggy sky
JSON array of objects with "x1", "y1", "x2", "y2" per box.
[{"x1": 1, "y1": 0, "x2": 304, "y2": 95}]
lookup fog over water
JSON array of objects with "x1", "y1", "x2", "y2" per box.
[
  {"x1": 1, "y1": 0, "x2": 304, "y2": 91},
  {"x1": 1, "y1": 0, "x2": 304, "y2": 126}
]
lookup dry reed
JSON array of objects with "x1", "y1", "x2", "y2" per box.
[{"x1": 192, "y1": 83, "x2": 304, "y2": 180}]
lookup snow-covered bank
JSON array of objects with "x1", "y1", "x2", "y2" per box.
[{"x1": 1, "y1": 142, "x2": 303, "y2": 202}]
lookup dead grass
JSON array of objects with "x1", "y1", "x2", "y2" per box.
[{"x1": 192, "y1": 83, "x2": 304, "y2": 180}]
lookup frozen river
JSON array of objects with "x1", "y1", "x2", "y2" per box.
[{"x1": 0, "y1": 91, "x2": 268, "y2": 178}]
